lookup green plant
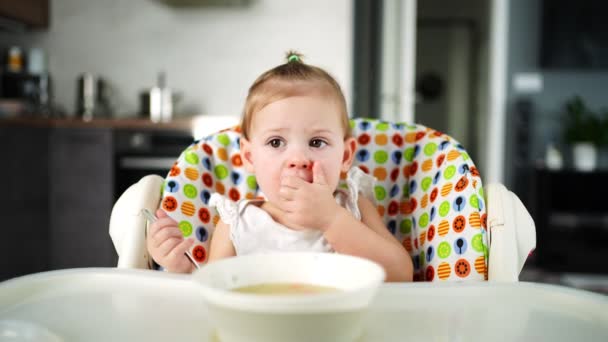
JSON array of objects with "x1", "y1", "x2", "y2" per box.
[
  {"x1": 562, "y1": 96, "x2": 604, "y2": 146},
  {"x1": 598, "y1": 109, "x2": 608, "y2": 146}
]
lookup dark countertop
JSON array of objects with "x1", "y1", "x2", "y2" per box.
[
  {"x1": 0, "y1": 116, "x2": 194, "y2": 131},
  {"x1": 0, "y1": 114, "x2": 241, "y2": 141}
]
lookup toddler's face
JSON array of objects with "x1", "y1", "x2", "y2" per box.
[{"x1": 241, "y1": 95, "x2": 354, "y2": 205}]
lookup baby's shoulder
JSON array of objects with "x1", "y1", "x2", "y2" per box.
[
  {"x1": 209, "y1": 194, "x2": 241, "y2": 226},
  {"x1": 341, "y1": 167, "x2": 376, "y2": 204},
  {"x1": 210, "y1": 194, "x2": 265, "y2": 225}
]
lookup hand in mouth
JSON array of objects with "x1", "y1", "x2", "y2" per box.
[{"x1": 282, "y1": 168, "x2": 313, "y2": 183}]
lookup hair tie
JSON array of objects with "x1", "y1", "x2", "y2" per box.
[{"x1": 288, "y1": 54, "x2": 300, "y2": 63}]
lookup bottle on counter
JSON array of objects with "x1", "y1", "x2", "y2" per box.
[
  {"x1": 140, "y1": 71, "x2": 175, "y2": 123},
  {"x1": 76, "y1": 72, "x2": 96, "y2": 121},
  {"x1": 7, "y1": 46, "x2": 23, "y2": 73},
  {"x1": 24, "y1": 48, "x2": 53, "y2": 117},
  {"x1": 75, "y1": 72, "x2": 115, "y2": 120}
]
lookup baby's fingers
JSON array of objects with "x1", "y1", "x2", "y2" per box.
[
  {"x1": 151, "y1": 226, "x2": 184, "y2": 248},
  {"x1": 165, "y1": 239, "x2": 195, "y2": 265},
  {"x1": 264, "y1": 202, "x2": 288, "y2": 221},
  {"x1": 172, "y1": 238, "x2": 195, "y2": 257},
  {"x1": 277, "y1": 198, "x2": 298, "y2": 214},
  {"x1": 165, "y1": 239, "x2": 196, "y2": 273},
  {"x1": 280, "y1": 175, "x2": 306, "y2": 189},
  {"x1": 156, "y1": 209, "x2": 168, "y2": 218},
  {"x1": 157, "y1": 236, "x2": 184, "y2": 258},
  {"x1": 278, "y1": 186, "x2": 296, "y2": 201},
  {"x1": 148, "y1": 216, "x2": 178, "y2": 236}
]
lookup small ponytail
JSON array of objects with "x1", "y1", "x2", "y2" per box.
[{"x1": 286, "y1": 50, "x2": 303, "y2": 64}]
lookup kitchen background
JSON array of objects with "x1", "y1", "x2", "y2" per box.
[
  {"x1": 1, "y1": 0, "x2": 607, "y2": 293},
  {"x1": 0, "y1": 0, "x2": 352, "y2": 119}
]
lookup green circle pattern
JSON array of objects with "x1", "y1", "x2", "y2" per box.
[
  {"x1": 469, "y1": 194, "x2": 479, "y2": 209},
  {"x1": 419, "y1": 213, "x2": 429, "y2": 228},
  {"x1": 424, "y1": 143, "x2": 437, "y2": 156},
  {"x1": 374, "y1": 150, "x2": 388, "y2": 164},
  {"x1": 443, "y1": 165, "x2": 456, "y2": 180},
  {"x1": 376, "y1": 122, "x2": 389, "y2": 131},
  {"x1": 217, "y1": 134, "x2": 231, "y2": 146},
  {"x1": 185, "y1": 151, "x2": 199, "y2": 165},
  {"x1": 438, "y1": 241, "x2": 451, "y2": 258},
  {"x1": 179, "y1": 221, "x2": 193, "y2": 237},
  {"x1": 400, "y1": 219, "x2": 412, "y2": 234},
  {"x1": 246, "y1": 175, "x2": 257, "y2": 190},
  {"x1": 404, "y1": 147, "x2": 415, "y2": 162},
  {"x1": 439, "y1": 201, "x2": 450, "y2": 217},
  {"x1": 471, "y1": 234, "x2": 484, "y2": 253},
  {"x1": 214, "y1": 165, "x2": 229, "y2": 180},
  {"x1": 421, "y1": 177, "x2": 432, "y2": 192},
  {"x1": 183, "y1": 184, "x2": 197, "y2": 199},
  {"x1": 374, "y1": 186, "x2": 386, "y2": 201}
]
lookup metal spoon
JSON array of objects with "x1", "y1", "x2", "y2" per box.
[{"x1": 141, "y1": 208, "x2": 200, "y2": 270}]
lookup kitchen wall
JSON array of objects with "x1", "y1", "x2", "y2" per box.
[
  {"x1": 0, "y1": 0, "x2": 353, "y2": 119},
  {"x1": 505, "y1": 0, "x2": 608, "y2": 184}
]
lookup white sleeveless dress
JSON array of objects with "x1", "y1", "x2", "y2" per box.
[{"x1": 209, "y1": 167, "x2": 375, "y2": 255}]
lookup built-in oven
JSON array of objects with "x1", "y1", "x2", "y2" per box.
[{"x1": 113, "y1": 129, "x2": 194, "y2": 199}]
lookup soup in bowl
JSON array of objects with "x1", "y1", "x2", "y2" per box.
[{"x1": 192, "y1": 252, "x2": 385, "y2": 342}]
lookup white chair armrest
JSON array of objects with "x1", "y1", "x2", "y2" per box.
[
  {"x1": 109, "y1": 175, "x2": 165, "y2": 269},
  {"x1": 486, "y1": 183, "x2": 537, "y2": 281}
]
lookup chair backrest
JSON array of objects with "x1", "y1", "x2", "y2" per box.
[{"x1": 161, "y1": 118, "x2": 488, "y2": 281}]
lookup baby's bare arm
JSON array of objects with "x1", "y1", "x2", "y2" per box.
[
  {"x1": 208, "y1": 219, "x2": 236, "y2": 262},
  {"x1": 323, "y1": 196, "x2": 413, "y2": 282}
]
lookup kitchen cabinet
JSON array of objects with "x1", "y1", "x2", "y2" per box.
[
  {"x1": 0, "y1": 125, "x2": 117, "y2": 281},
  {"x1": 48, "y1": 127, "x2": 116, "y2": 269},
  {"x1": 0, "y1": 0, "x2": 49, "y2": 29},
  {"x1": 533, "y1": 168, "x2": 608, "y2": 274},
  {"x1": 0, "y1": 126, "x2": 50, "y2": 280},
  {"x1": 0, "y1": 118, "x2": 195, "y2": 281}
]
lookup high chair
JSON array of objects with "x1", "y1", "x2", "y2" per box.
[{"x1": 109, "y1": 118, "x2": 536, "y2": 281}]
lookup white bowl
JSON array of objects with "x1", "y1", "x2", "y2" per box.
[{"x1": 192, "y1": 252, "x2": 385, "y2": 342}]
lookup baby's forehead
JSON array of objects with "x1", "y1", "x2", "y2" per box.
[
  {"x1": 255, "y1": 80, "x2": 343, "y2": 111},
  {"x1": 253, "y1": 123, "x2": 343, "y2": 136},
  {"x1": 250, "y1": 109, "x2": 348, "y2": 140}
]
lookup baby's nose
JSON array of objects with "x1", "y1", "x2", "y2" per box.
[{"x1": 288, "y1": 159, "x2": 310, "y2": 169}]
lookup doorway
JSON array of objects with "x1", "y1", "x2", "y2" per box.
[
  {"x1": 412, "y1": 0, "x2": 488, "y2": 165},
  {"x1": 415, "y1": 20, "x2": 478, "y2": 156},
  {"x1": 354, "y1": 0, "x2": 507, "y2": 181},
  {"x1": 365, "y1": 0, "x2": 489, "y2": 162}
]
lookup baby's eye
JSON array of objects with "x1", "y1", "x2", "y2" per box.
[
  {"x1": 268, "y1": 138, "x2": 284, "y2": 148},
  {"x1": 309, "y1": 139, "x2": 327, "y2": 148}
]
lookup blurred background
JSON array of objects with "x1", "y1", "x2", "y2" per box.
[{"x1": 1, "y1": 0, "x2": 607, "y2": 293}]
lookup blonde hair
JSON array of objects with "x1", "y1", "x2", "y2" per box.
[{"x1": 241, "y1": 51, "x2": 350, "y2": 140}]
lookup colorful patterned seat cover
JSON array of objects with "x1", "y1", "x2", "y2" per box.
[{"x1": 161, "y1": 118, "x2": 489, "y2": 281}]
